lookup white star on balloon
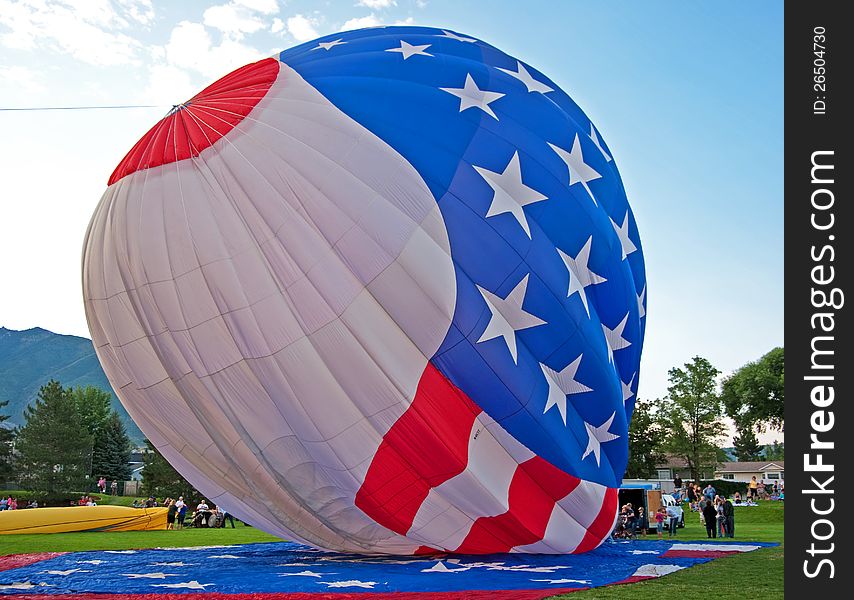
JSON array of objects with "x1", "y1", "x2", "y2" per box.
[
  {"x1": 610, "y1": 211, "x2": 638, "y2": 260},
  {"x1": 637, "y1": 285, "x2": 646, "y2": 319},
  {"x1": 622, "y1": 372, "x2": 636, "y2": 405},
  {"x1": 473, "y1": 151, "x2": 547, "y2": 238},
  {"x1": 589, "y1": 124, "x2": 612, "y2": 162},
  {"x1": 440, "y1": 73, "x2": 505, "y2": 119},
  {"x1": 422, "y1": 561, "x2": 472, "y2": 573},
  {"x1": 386, "y1": 40, "x2": 433, "y2": 59},
  {"x1": 77, "y1": 560, "x2": 107, "y2": 565},
  {"x1": 319, "y1": 580, "x2": 378, "y2": 588},
  {"x1": 122, "y1": 573, "x2": 178, "y2": 579},
  {"x1": 0, "y1": 582, "x2": 52, "y2": 590},
  {"x1": 497, "y1": 61, "x2": 554, "y2": 94},
  {"x1": 279, "y1": 570, "x2": 326, "y2": 577},
  {"x1": 557, "y1": 236, "x2": 606, "y2": 316},
  {"x1": 437, "y1": 30, "x2": 477, "y2": 43},
  {"x1": 313, "y1": 39, "x2": 346, "y2": 51},
  {"x1": 151, "y1": 562, "x2": 195, "y2": 567},
  {"x1": 582, "y1": 412, "x2": 620, "y2": 465},
  {"x1": 41, "y1": 569, "x2": 89, "y2": 576},
  {"x1": 476, "y1": 274, "x2": 546, "y2": 364},
  {"x1": 540, "y1": 355, "x2": 593, "y2": 424},
  {"x1": 153, "y1": 581, "x2": 211, "y2": 590},
  {"x1": 533, "y1": 578, "x2": 593, "y2": 585},
  {"x1": 548, "y1": 134, "x2": 602, "y2": 205},
  {"x1": 602, "y1": 313, "x2": 632, "y2": 365}
]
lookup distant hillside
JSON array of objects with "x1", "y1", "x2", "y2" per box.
[{"x1": 0, "y1": 326, "x2": 143, "y2": 442}]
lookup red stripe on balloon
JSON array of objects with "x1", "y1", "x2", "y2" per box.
[
  {"x1": 573, "y1": 486, "x2": 618, "y2": 553},
  {"x1": 453, "y1": 456, "x2": 580, "y2": 554},
  {"x1": 108, "y1": 57, "x2": 280, "y2": 186},
  {"x1": 355, "y1": 362, "x2": 481, "y2": 536},
  {"x1": 0, "y1": 552, "x2": 66, "y2": 572}
]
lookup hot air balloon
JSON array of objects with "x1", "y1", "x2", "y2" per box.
[{"x1": 82, "y1": 26, "x2": 646, "y2": 554}]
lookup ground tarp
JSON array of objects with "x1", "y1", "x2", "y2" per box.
[{"x1": 0, "y1": 540, "x2": 776, "y2": 598}]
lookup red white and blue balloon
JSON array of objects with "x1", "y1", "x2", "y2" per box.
[{"x1": 83, "y1": 26, "x2": 646, "y2": 554}]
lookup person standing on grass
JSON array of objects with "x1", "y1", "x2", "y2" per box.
[
  {"x1": 654, "y1": 507, "x2": 666, "y2": 539},
  {"x1": 636, "y1": 506, "x2": 647, "y2": 537},
  {"x1": 749, "y1": 475, "x2": 758, "y2": 500},
  {"x1": 686, "y1": 484, "x2": 696, "y2": 511},
  {"x1": 723, "y1": 495, "x2": 735, "y2": 537},
  {"x1": 702, "y1": 500, "x2": 717, "y2": 538},
  {"x1": 111, "y1": 480, "x2": 118, "y2": 496},
  {"x1": 715, "y1": 497, "x2": 726, "y2": 537},
  {"x1": 166, "y1": 500, "x2": 177, "y2": 530},
  {"x1": 176, "y1": 497, "x2": 188, "y2": 529},
  {"x1": 665, "y1": 503, "x2": 679, "y2": 537}
]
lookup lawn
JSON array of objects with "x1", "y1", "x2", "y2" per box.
[
  {"x1": 0, "y1": 520, "x2": 279, "y2": 555},
  {"x1": 1, "y1": 497, "x2": 783, "y2": 599},
  {"x1": 552, "y1": 500, "x2": 784, "y2": 599}
]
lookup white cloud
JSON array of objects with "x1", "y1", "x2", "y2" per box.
[
  {"x1": 203, "y1": 2, "x2": 264, "y2": 39},
  {"x1": 340, "y1": 14, "x2": 415, "y2": 31},
  {"x1": 271, "y1": 17, "x2": 284, "y2": 33},
  {"x1": 286, "y1": 14, "x2": 319, "y2": 42},
  {"x1": 162, "y1": 20, "x2": 267, "y2": 80},
  {"x1": 0, "y1": 65, "x2": 45, "y2": 94},
  {"x1": 357, "y1": 0, "x2": 397, "y2": 9},
  {"x1": 235, "y1": 0, "x2": 279, "y2": 13},
  {"x1": 143, "y1": 63, "x2": 197, "y2": 105},
  {"x1": 340, "y1": 14, "x2": 382, "y2": 30},
  {"x1": 0, "y1": 0, "x2": 151, "y2": 65}
]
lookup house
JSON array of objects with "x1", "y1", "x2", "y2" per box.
[
  {"x1": 714, "y1": 461, "x2": 784, "y2": 484},
  {"x1": 653, "y1": 455, "x2": 716, "y2": 483}
]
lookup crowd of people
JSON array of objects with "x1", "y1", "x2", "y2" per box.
[
  {"x1": 613, "y1": 475, "x2": 782, "y2": 542},
  {"x1": 614, "y1": 501, "x2": 681, "y2": 540},
  {"x1": 129, "y1": 495, "x2": 236, "y2": 530}
]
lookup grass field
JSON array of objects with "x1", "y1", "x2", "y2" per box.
[
  {"x1": 0, "y1": 497, "x2": 783, "y2": 599},
  {"x1": 555, "y1": 500, "x2": 784, "y2": 599}
]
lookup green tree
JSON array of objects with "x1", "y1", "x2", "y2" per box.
[
  {"x1": 733, "y1": 423, "x2": 763, "y2": 461},
  {"x1": 15, "y1": 380, "x2": 94, "y2": 495},
  {"x1": 625, "y1": 398, "x2": 666, "y2": 478},
  {"x1": 764, "y1": 440, "x2": 785, "y2": 461},
  {"x1": 141, "y1": 440, "x2": 199, "y2": 499},
  {"x1": 92, "y1": 411, "x2": 132, "y2": 482},
  {"x1": 721, "y1": 347, "x2": 784, "y2": 432},
  {"x1": 70, "y1": 386, "x2": 112, "y2": 437},
  {"x1": 0, "y1": 399, "x2": 15, "y2": 483},
  {"x1": 70, "y1": 386, "x2": 126, "y2": 480},
  {"x1": 657, "y1": 357, "x2": 725, "y2": 482}
]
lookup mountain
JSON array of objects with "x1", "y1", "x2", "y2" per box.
[{"x1": 0, "y1": 326, "x2": 143, "y2": 442}]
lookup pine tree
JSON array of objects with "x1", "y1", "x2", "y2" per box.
[
  {"x1": 92, "y1": 411, "x2": 132, "y2": 482},
  {"x1": 15, "y1": 380, "x2": 93, "y2": 495},
  {"x1": 764, "y1": 440, "x2": 785, "y2": 461},
  {"x1": 0, "y1": 399, "x2": 15, "y2": 484},
  {"x1": 70, "y1": 386, "x2": 112, "y2": 438},
  {"x1": 733, "y1": 423, "x2": 763, "y2": 461},
  {"x1": 70, "y1": 386, "x2": 123, "y2": 480}
]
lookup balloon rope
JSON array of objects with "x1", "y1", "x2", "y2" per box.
[{"x1": 0, "y1": 104, "x2": 167, "y2": 111}]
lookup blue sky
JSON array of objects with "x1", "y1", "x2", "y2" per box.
[{"x1": 0, "y1": 1, "x2": 783, "y2": 440}]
